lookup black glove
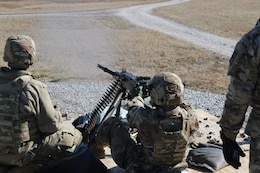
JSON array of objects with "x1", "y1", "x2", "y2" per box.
[
  {"x1": 72, "y1": 115, "x2": 88, "y2": 130},
  {"x1": 220, "y1": 131, "x2": 246, "y2": 169}
]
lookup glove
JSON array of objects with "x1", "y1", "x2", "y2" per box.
[
  {"x1": 127, "y1": 96, "x2": 145, "y2": 109},
  {"x1": 72, "y1": 115, "x2": 88, "y2": 130},
  {"x1": 72, "y1": 115, "x2": 90, "y2": 143},
  {"x1": 220, "y1": 131, "x2": 246, "y2": 169}
]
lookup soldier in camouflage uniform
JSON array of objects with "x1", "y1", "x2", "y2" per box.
[
  {"x1": 93, "y1": 72, "x2": 199, "y2": 173},
  {"x1": 0, "y1": 35, "x2": 82, "y2": 173},
  {"x1": 220, "y1": 19, "x2": 260, "y2": 173}
]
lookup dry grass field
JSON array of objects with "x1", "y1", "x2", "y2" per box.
[
  {"x1": 0, "y1": 0, "x2": 259, "y2": 95},
  {"x1": 111, "y1": 0, "x2": 260, "y2": 95}
]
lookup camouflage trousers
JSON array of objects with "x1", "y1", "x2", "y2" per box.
[
  {"x1": 34, "y1": 127, "x2": 82, "y2": 165},
  {"x1": 0, "y1": 127, "x2": 82, "y2": 173},
  {"x1": 250, "y1": 137, "x2": 260, "y2": 173}
]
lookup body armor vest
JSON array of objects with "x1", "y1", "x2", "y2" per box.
[
  {"x1": 152, "y1": 106, "x2": 189, "y2": 172},
  {"x1": 134, "y1": 106, "x2": 190, "y2": 172},
  {"x1": 0, "y1": 75, "x2": 39, "y2": 154}
]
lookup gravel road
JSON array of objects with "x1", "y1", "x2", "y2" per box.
[
  {"x1": 116, "y1": 0, "x2": 238, "y2": 57},
  {"x1": 45, "y1": 0, "x2": 231, "y2": 119},
  {"x1": 47, "y1": 81, "x2": 225, "y2": 119}
]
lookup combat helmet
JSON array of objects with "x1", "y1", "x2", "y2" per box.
[
  {"x1": 149, "y1": 72, "x2": 184, "y2": 107},
  {"x1": 3, "y1": 35, "x2": 37, "y2": 70}
]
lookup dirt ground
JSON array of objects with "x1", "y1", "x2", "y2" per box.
[{"x1": 0, "y1": 0, "x2": 259, "y2": 95}]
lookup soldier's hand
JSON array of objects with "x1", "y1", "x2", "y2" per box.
[
  {"x1": 220, "y1": 131, "x2": 246, "y2": 169},
  {"x1": 127, "y1": 96, "x2": 145, "y2": 109}
]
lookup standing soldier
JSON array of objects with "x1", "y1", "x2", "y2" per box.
[
  {"x1": 91, "y1": 72, "x2": 199, "y2": 173},
  {"x1": 220, "y1": 18, "x2": 260, "y2": 173}
]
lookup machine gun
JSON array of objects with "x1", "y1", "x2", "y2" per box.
[
  {"x1": 73, "y1": 64, "x2": 150, "y2": 138},
  {"x1": 97, "y1": 64, "x2": 150, "y2": 99}
]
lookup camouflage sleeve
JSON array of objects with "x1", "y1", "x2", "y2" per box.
[
  {"x1": 127, "y1": 106, "x2": 157, "y2": 128},
  {"x1": 20, "y1": 79, "x2": 63, "y2": 134},
  {"x1": 220, "y1": 33, "x2": 259, "y2": 140},
  {"x1": 127, "y1": 106, "x2": 144, "y2": 128}
]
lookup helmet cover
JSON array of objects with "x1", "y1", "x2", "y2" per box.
[
  {"x1": 149, "y1": 72, "x2": 184, "y2": 107},
  {"x1": 3, "y1": 35, "x2": 37, "y2": 69}
]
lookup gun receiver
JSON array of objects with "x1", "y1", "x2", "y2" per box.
[{"x1": 97, "y1": 64, "x2": 150, "y2": 97}]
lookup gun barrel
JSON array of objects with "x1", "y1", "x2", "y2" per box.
[
  {"x1": 97, "y1": 64, "x2": 114, "y2": 75},
  {"x1": 97, "y1": 64, "x2": 150, "y2": 82},
  {"x1": 97, "y1": 64, "x2": 122, "y2": 78}
]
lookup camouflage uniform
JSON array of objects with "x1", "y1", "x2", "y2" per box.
[
  {"x1": 220, "y1": 21, "x2": 260, "y2": 173},
  {"x1": 95, "y1": 72, "x2": 198, "y2": 173},
  {"x1": 0, "y1": 35, "x2": 82, "y2": 172}
]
